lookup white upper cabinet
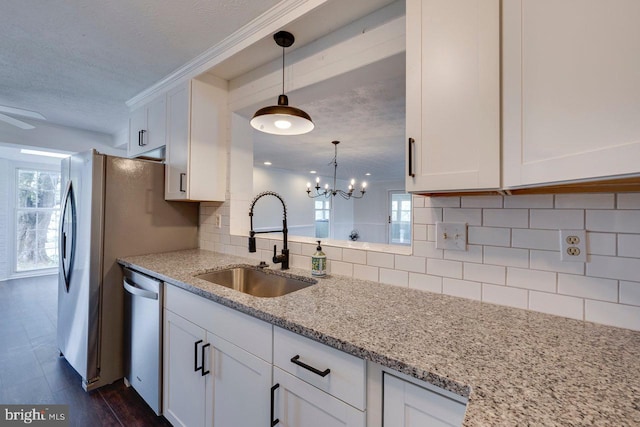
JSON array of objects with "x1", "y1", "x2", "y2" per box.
[
  {"x1": 128, "y1": 94, "x2": 166, "y2": 158},
  {"x1": 503, "y1": 0, "x2": 640, "y2": 188},
  {"x1": 406, "y1": 0, "x2": 500, "y2": 193},
  {"x1": 165, "y1": 77, "x2": 228, "y2": 201}
]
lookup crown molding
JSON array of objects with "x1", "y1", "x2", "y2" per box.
[{"x1": 126, "y1": 0, "x2": 328, "y2": 110}]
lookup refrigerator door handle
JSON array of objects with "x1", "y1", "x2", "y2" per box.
[
  {"x1": 59, "y1": 180, "x2": 77, "y2": 292},
  {"x1": 123, "y1": 278, "x2": 159, "y2": 300}
]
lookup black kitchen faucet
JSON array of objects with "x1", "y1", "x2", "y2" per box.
[{"x1": 248, "y1": 191, "x2": 289, "y2": 270}]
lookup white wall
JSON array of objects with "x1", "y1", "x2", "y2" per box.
[
  {"x1": 0, "y1": 159, "x2": 10, "y2": 280},
  {"x1": 200, "y1": 192, "x2": 640, "y2": 331}
]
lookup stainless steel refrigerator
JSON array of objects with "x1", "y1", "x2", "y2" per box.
[{"x1": 57, "y1": 149, "x2": 198, "y2": 391}]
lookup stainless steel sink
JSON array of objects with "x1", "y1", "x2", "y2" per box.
[{"x1": 195, "y1": 267, "x2": 316, "y2": 298}]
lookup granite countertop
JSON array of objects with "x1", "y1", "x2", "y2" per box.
[{"x1": 118, "y1": 249, "x2": 640, "y2": 426}]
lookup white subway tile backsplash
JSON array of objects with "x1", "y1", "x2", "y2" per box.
[
  {"x1": 413, "y1": 207, "x2": 442, "y2": 225},
  {"x1": 503, "y1": 194, "x2": 554, "y2": 209},
  {"x1": 620, "y1": 281, "x2": 640, "y2": 306},
  {"x1": 464, "y1": 263, "x2": 505, "y2": 285},
  {"x1": 468, "y1": 226, "x2": 511, "y2": 247},
  {"x1": 617, "y1": 234, "x2": 640, "y2": 258},
  {"x1": 507, "y1": 267, "x2": 556, "y2": 293},
  {"x1": 353, "y1": 264, "x2": 379, "y2": 282},
  {"x1": 443, "y1": 278, "x2": 482, "y2": 301},
  {"x1": 443, "y1": 208, "x2": 482, "y2": 226},
  {"x1": 425, "y1": 197, "x2": 461, "y2": 208},
  {"x1": 554, "y1": 194, "x2": 615, "y2": 209},
  {"x1": 530, "y1": 250, "x2": 584, "y2": 275},
  {"x1": 557, "y1": 273, "x2": 618, "y2": 302},
  {"x1": 616, "y1": 193, "x2": 640, "y2": 209},
  {"x1": 484, "y1": 246, "x2": 529, "y2": 268},
  {"x1": 427, "y1": 258, "x2": 463, "y2": 279},
  {"x1": 530, "y1": 209, "x2": 584, "y2": 230},
  {"x1": 367, "y1": 251, "x2": 394, "y2": 269},
  {"x1": 409, "y1": 273, "x2": 442, "y2": 294},
  {"x1": 413, "y1": 224, "x2": 428, "y2": 242},
  {"x1": 586, "y1": 232, "x2": 617, "y2": 256},
  {"x1": 482, "y1": 284, "x2": 528, "y2": 309},
  {"x1": 343, "y1": 248, "x2": 367, "y2": 265},
  {"x1": 587, "y1": 255, "x2": 640, "y2": 282},
  {"x1": 329, "y1": 261, "x2": 353, "y2": 277},
  {"x1": 412, "y1": 195, "x2": 426, "y2": 208},
  {"x1": 394, "y1": 255, "x2": 426, "y2": 273},
  {"x1": 586, "y1": 210, "x2": 640, "y2": 233},
  {"x1": 585, "y1": 300, "x2": 640, "y2": 330},
  {"x1": 483, "y1": 209, "x2": 529, "y2": 228},
  {"x1": 512, "y1": 229, "x2": 558, "y2": 251},
  {"x1": 380, "y1": 268, "x2": 408, "y2": 287},
  {"x1": 412, "y1": 240, "x2": 443, "y2": 259},
  {"x1": 444, "y1": 245, "x2": 483, "y2": 263},
  {"x1": 529, "y1": 291, "x2": 583, "y2": 320},
  {"x1": 323, "y1": 246, "x2": 343, "y2": 261},
  {"x1": 461, "y1": 195, "x2": 503, "y2": 208}
]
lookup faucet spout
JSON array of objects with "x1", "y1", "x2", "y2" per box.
[{"x1": 248, "y1": 191, "x2": 289, "y2": 270}]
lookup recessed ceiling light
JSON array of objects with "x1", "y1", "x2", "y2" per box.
[
  {"x1": 20, "y1": 149, "x2": 70, "y2": 158},
  {"x1": 264, "y1": 161, "x2": 272, "y2": 166},
  {"x1": 309, "y1": 170, "x2": 316, "y2": 174},
  {"x1": 365, "y1": 173, "x2": 371, "y2": 176}
]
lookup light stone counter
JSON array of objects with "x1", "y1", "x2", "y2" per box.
[{"x1": 118, "y1": 249, "x2": 640, "y2": 426}]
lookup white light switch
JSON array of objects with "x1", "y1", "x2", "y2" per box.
[{"x1": 435, "y1": 222, "x2": 467, "y2": 251}]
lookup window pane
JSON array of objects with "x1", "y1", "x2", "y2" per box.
[
  {"x1": 401, "y1": 200, "x2": 411, "y2": 211},
  {"x1": 400, "y1": 212, "x2": 411, "y2": 222},
  {"x1": 315, "y1": 201, "x2": 323, "y2": 209}
]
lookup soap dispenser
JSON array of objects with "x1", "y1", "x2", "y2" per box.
[{"x1": 311, "y1": 240, "x2": 326, "y2": 277}]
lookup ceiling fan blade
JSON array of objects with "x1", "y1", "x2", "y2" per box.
[
  {"x1": 0, "y1": 113, "x2": 35, "y2": 130},
  {"x1": 0, "y1": 105, "x2": 46, "y2": 120}
]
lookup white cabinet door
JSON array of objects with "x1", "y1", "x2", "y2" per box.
[
  {"x1": 165, "y1": 82, "x2": 190, "y2": 200},
  {"x1": 211, "y1": 334, "x2": 271, "y2": 427},
  {"x1": 163, "y1": 310, "x2": 212, "y2": 427},
  {"x1": 383, "y1": 374, "x2": 466, "y2": 427},
  {"x1": 165, "y1": 77, "x2": 228, "y2": 202},
  {"x1": 128, "y1": 94, "x2": 167, "y2": 158},
  {"x1": 503, "y1": 0, "x2": 640, "y2": 187},
  {"x1": 406, "y1": 0, "x2": 500, "y2": 193},
  {"x1": 273, "y1": 367, "x2": 365, "y2": 427}
]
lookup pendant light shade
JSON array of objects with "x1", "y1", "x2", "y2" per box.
[{"x1": 251, "y1": 31, "x2": 314, "y2": 136}]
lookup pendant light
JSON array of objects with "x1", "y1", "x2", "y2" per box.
[{"x1": 250, "y1": 31, "x2": 314, "y2": 135}]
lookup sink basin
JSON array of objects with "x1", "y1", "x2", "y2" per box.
[{"x1": 195, "y1": 267, "x2": 316, "y2": 298}]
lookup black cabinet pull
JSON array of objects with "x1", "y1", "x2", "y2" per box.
[
  {"x1": 138, "y1": 129, "x2": 147, "y2": 146},
  {"x1": 179, "y1": 173, "x2": 186, "y2": 192},
  {"x1": 290, "y1": 355, "x2": 331, "y2": 377},
  {"x1": 201, "y1": 343, "x2": 210, "y2": 376},
  {"x1": 62, "y1": 233, "x2": 67, "y2": 259},
  {"x1": 270, "y1": 383, "x2": 279, "y2": 426},
  {"x1": 194, "y1": 340, "x2": 203, "y2": 372},
  {"x1": 408, "y1": 137, "x2": 416, "y2": 178}
]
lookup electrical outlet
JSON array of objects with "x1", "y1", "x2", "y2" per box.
[
  {"x1": 559, "y1": 229, "x2": 586, "y2": 262},
  {"x1": 435, "y1": 222, "x2": 467, "y2": 251}
]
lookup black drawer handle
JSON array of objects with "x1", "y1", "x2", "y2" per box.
[
  {"x1": 270, "y1": 383, "x2": 279, "y2": 426},
  {"x1": 194, "y1": 340, "x2": 203, "y2": 372},
  {"x1": 290, "y1": 355, "x2": 330, "y2": 377},
  {"x1": 201, "y1": 343, "x2": 210, "y2": 376}
]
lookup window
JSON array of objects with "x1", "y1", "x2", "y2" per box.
[
  {"x1": 314, "y1": 200, "x2": 330, "y2": 238},
  {"x1": 15, "y1": 168, "x2": 61, "y2": 272},
  {"x1": 389, "y1": 192, "x2": 411, "y2": 245}
]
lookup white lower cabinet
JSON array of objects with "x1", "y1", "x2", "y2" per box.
[
  {"x1": 210, "y1": 335, "x2": 271, "y2": 427},
  {"x1": 383, "y1": 373, "x2": 467, "y2": 427},
  {"x1": 272, "y1": 367, "x2": 366, "y2": 427},
  {"x1": 163, "y1": 310, "x2": 212, "y2": 427}
]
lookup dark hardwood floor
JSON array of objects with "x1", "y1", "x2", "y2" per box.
[{"x1": 0, "y1": 275, "x2": 171, "y2": 426}]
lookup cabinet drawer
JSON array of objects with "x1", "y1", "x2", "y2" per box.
[
  {"x1": 165, "y1": 284, "x2": 272, "y2": 362},
  {"x1": 274, "y1": 327, "x2": 366, "y2": 411}
]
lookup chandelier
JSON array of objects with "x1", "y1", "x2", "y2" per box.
[{"x1": 306, "y1": 141, "x2": 367, "y2": 200}]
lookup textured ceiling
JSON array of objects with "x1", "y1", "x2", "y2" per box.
[{"x1": 0, "y1": 0, "x2": 280, "y2": 136}]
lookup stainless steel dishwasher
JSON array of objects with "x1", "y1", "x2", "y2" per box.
[{"x1": 123, "y1": 267, "x2": 163, "y2": 415}]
